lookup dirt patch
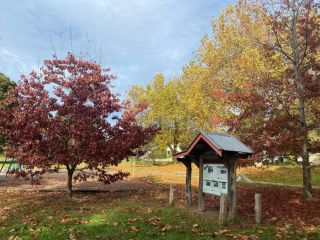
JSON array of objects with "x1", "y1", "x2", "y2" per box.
[{"x1": 0, "y1": 169, "x2": 153, "y2": 193}]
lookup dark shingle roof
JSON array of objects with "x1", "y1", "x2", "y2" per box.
[{"x1": 201, "y1": 131, "x2": 253, "y2": 154}]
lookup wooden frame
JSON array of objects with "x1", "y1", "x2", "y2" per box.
[{"x1": 176, "y1": 132, "x2": 252, "y2": 222}]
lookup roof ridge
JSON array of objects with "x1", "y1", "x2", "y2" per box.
[{"x1": 200, "y1": 130, "x2": 230, "y2": 136}]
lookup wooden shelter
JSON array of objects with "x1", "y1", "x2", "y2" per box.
[{"x1": 173, "y1": 131, "x2": 253, "y2": 221}]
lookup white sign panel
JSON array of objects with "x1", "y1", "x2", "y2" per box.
[{"x1": 203, "y1": 164, "x2": 228, "y2": 196}]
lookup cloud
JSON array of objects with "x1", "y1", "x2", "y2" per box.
[
  {"x1": 0, "y1": 0, "x2": 235, "y2": 93},
  {"x1": 0, "y1": 47, "x2": 30, "y2": 79}
]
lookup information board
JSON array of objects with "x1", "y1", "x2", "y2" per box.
[{"x1": 203, "y1": 164, "x2": 228, "y2": 196}]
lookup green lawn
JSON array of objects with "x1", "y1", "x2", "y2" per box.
[
  {"x1": 117, "y1": 161, "x2": 320, "y2": 187},
  {"x1": 0, "y1": 190, "x2": 319, "y2": 240},
  {"x1": 241, "y1": 165, "x2": 320, "y2": 186}
]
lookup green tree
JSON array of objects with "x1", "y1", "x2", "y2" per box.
[
  {"x1": 0, "y1": 73, "x2": 16, "y2": 153},
  {"x1": 0, "y1": 73, "x2": 15, "y2": 101},
  {"x1": 128, "y1": 73, "x2": 194, "y2": 157}
]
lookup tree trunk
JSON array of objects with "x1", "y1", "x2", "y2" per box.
[
  {"x1": 296, "y1": 70, "x2": 312, "y2": 199},
  {"x1": 66, "y1": 165, "x2": 76, "y2": 198},
  {"x1": 299, "y1": 96, "x2": 312, "y2": 199},
  {"x1": 290, "y1": 8, "x2": 312, "y2": 199},
  {"x1": 172, "y1": 120, "x2": 179, "y2": 163},
  {"x1": 302, "y1": 153, "x2": 312, "y2": 199},
  {"x1": 168, "y1": 145, "x2": 177, "y2": 163}
]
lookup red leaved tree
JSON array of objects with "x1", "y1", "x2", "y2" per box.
[
  {"x1": 0, "y1": 53, "x2": 158, "y2": 196},
  {"x1": 214, "y1": 0, "x2": 320, "y2": 199},
  {"x1": 262, "y1": 0, "x2": 320, "y2": 199}
]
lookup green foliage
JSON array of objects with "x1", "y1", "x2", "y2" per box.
[
  {"x1": 0, "y1": 72, "x2": 16, "y2": 154},
  {"x1": 0, "y1": 72, "x2": 16, "y2": 102},
  {"x1": 146, "y1": 147, "x2": 168, "y2": 160},
  {"x1": 128, "y1": 73, "x2": 199, "y2": 155}
]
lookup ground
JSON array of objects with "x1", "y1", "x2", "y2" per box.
[{"x1": 0, "y1": 162, "x2": 320, "y2": 239}]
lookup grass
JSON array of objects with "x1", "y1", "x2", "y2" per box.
[
  {"x1": 115, "y1": 161, "x2": 320, "y2": 187},
  {"x1": 0, "y1": 190, "x2": 318, "y2": 240},
  {"x1": 2, "y1": 153, "x2": 320, "y2": 186},
  {"x1": 1, "y1": 159, "x2": 320, "y2": 239},
  {"x1": 240, "y1": 165, "x2": 320, "y2": 186}
]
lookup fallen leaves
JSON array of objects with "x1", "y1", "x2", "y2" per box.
[
  {"x1": 269, "y1": 217, "x2": 278, "y2": 221},
  {"x1": 129, "y1": 226, "x2": 139, "y2": 233},
  {"x1": 160, "y1": 224, "x2": 172, "y2": 232},
  {"x1": 213, "y1": 229, "x2": 230, "y2": 235},
  {"x1": 60, "y1": 215, "x2": 73, "y2": 223},
  {"x1": 1, "y1": 165, "x2": 320, "y2": 240},
  {"x1": 112, "y1": 221, "x2": 119, "y2": 227},
  {"x1": 146, "y1": 216, "x2": 161, "y2": 225}
]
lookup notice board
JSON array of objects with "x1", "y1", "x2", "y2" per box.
[{"x1": 203, "y1": 164, "x2": 228, "y2": 196}]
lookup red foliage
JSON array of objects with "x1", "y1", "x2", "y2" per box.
[
  {"x1": 211, "y1": 1, "x2": 320, "y2": 163},
  {"x1": 0, "y1": 53, "x2": 158, "y2": 189}
]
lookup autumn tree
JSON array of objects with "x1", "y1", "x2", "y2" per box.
[
  {"x1": 128, "y1": 73, "x2": 194, "y2": 157},
  {"x1": 180, "y1": 0, "x2": 277, "y2": 151},
  {"x1": 0, "y1": 53, "x2": 157, "y2": 196},
  {"x1": 0, "y1": 73, "x2": 16, "y2": 153},
  {"x1": 179, "y1": 62, "x2": 218, "y2": 133},
  {"x1": 187, "y1": 0, "x2": 319, "y2": 199},
  {"x1": 186, "y1": 0, "x2": 320, "y2": 199},
  {"x1": 128, "y1": 1, "x2": 271, "y2": 159},
  {"x1": 261, "y1": 0, "x2": 320, "y2": 199}
]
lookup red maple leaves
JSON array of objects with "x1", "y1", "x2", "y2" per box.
[{"x1": 0, "y1": 53, "x2": 158, "y2": 194}]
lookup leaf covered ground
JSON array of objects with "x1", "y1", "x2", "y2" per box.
[
  {"x1": 0, "y1": 162, "x2": 320, "y2": 239},
  {"x1": 0, "y1": 179, "x2": 320, "y2": 239}
]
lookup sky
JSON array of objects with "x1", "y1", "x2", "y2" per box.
[{"x1": 0, "y1": 0, "x2": 235, "y2": 95}]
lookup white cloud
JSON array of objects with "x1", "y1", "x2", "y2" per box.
[
  {"x1": 0, "y1": 47, "x2": 30, "y2": 80},
  {"x1": 0, "y1": 0, "x2": 236, "y2": 89}
]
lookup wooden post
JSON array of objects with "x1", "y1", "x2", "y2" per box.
[
  {"x1": 185, "y1": 160, "x2": 192, "y2": 208},
  {"x1": 255, "y1": 193, "x2": 262, "y2": 224},
  {"x1": 198, "y1": 154, "x2": 205, "y2": 212},
  {"x1": 219, "y1": 193, "x2": 228, "y2": 226},
  {"x1": 227, "y1": 158, "x2": 237, "y2": 221},
  {"x1": 169, "y1": 184, "x2": 175, "y2": 206}
]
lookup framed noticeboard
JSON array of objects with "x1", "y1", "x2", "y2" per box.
[{"x1": 203, "y1": 164, "x2": 228, "y2": 196}]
